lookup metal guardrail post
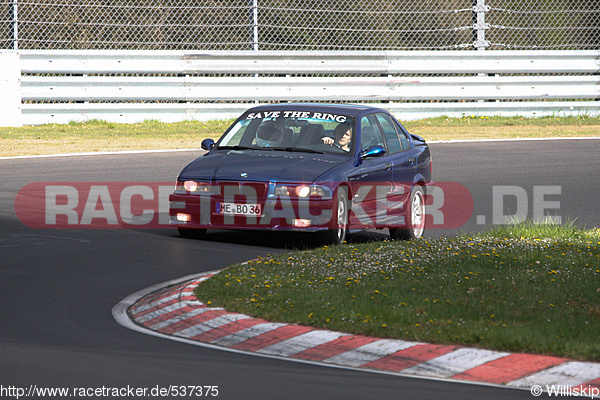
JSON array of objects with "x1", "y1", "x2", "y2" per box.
[
  {"x1": 472, "y1": 0, "x2": 490, "y2": 51},
  {"x1": 250, "y1": 0, "x2": 259, "y2": 51},
  {"x1": 9, "y1": 0, "x2": 19, "y2": 50}
]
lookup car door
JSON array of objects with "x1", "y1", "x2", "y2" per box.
[
  {"x1": 347, "y1": 114, "x2": 395, "y2": 229},
  {"x1": 374, "y1": 112, "x2": 418, "y2": 226}
]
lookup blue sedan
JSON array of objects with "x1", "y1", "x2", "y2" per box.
[{"x1": 169, "y1": 103, "x2": 432, "y2": 244}]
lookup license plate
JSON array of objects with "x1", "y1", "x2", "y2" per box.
[{"x1": 216, "y1": 202, "x2": 262, "y2": 216}]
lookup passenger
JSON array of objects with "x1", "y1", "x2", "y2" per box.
[{"x1": 322, "y1": 123, "x2": 352, "y2": 152}]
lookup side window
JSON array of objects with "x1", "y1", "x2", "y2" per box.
[
  {"x1": 360, "y1": 115, "x2": 385, "y2": 151},
  {"x1": 395, "y1": 122, "x2": 411, "y2": 151},
  {"x1": 375, "y1": 113, "x2": 403, "y2": 154}
]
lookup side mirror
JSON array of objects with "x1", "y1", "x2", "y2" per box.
[
  {"x1": 201, "y1": 138, "x2": 215, "y2": 150},
  {"x1": 410, "y1": 134, "x2": 426, "y2": 143},
  {"x1": 359, "y1": 144, "x2": 386, "y2": 159}
]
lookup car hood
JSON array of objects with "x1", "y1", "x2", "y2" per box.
[{"x1": 179, "y1": 150, "x2": 346, "y2": 183}]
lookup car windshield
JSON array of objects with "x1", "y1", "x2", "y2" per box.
[{"x1": 217, "y1": 110, "x2": 356, "y2": 156}]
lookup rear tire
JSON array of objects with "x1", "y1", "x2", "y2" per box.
[{"x1": 390, "y1": 186, "x2": 425, "y2": 240}]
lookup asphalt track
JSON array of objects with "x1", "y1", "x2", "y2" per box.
[{"x1": 1, "y1": 139, "x2": 598, "y2": 399}]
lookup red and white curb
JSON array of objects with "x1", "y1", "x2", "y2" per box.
[{"x1": 113, "y1": 271, "x2": 600, "y2": 394}]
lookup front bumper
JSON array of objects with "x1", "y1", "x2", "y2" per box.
[{"x1": 169, "y1": 190, "x2": 335, "y2": 232}]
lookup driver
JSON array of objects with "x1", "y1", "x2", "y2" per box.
[
  {"x1": 322, "y1": 123, "x2": 352, "y2": 152},
  {"x1": 255, "y1": 121, "x2": 283, "y2": 147}
]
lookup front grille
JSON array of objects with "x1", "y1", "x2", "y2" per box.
[{"x1": 216, "y1": 181, "x2": 268, "y2": 198}]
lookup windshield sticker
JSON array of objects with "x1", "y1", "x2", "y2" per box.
[{"x1": 246, "y1": 111, "x2": 347, "y2": 123}]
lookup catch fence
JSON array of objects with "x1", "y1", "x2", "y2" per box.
[{"x1": 1, "y1": 0, "x2": 599, "y2": 51}]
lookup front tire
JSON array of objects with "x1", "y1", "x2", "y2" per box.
[
  {"x1": 390, "y1": 186, "x2": 425, "y2": 240},
  {"x1": 320, "y1": 188, "x2": 348, "y2": 245}
]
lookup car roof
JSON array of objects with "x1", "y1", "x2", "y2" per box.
[{"x1": 244, "y1": 103, "x2": 388, "y2": 118}]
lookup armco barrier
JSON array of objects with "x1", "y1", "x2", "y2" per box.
[{"x1": 7, "y1": 50, "x2": 600, "y2": 125}]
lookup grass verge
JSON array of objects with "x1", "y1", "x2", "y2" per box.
[
  {"x1": 0, "y1": 119, "x2": 231, "y2": 157},
  {"x1": 1, "y1": 115, "x2": 599, "y2": 157},
  {"x1": 405, "y1": 115, "x2": 600, "y2": 142},
  {"x1": 196, "y1": 222, "x2": 600, "y2": 361}
]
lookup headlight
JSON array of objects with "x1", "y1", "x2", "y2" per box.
[
  {"x1": 184, "y1": 181, "x2": 198, "y2": 192},
  {"x1": 296, "y1": 185, "x2": 311, "y2": 197},
  {"x1": 274, "y1": 185, "x2": 330, "y2": 198},
  {"x1": 179, "y1": 180, "x2": 213, "y2": 193},
  {"x1": 273, "y1": 185, "x2": 291, "y2": 196}
]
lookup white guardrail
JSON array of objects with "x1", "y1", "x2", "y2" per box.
[{"x1": 3, "y1": 50, "x2": 600, "y2": 125}]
